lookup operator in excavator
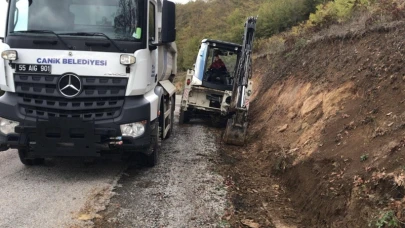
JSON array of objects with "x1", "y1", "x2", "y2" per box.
[
  {"x1": 206, "y1": 51, "x2": 228, "y2": 84},
  {"x1": 209, "y1": 52, "x2": 227, "y2": 72}
]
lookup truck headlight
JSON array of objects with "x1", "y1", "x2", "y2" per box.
[
  {"x1": 1, "y1": 50, "x2": 18, "y2": 61},
  {"x1": 120, "y1": 54, "x2": 136, "y2": 65},
  {"x1": 120, "y1": 121, "x2": 146, "y2": 138},
  {"x1": 0, "y1": 118, "x2": 19, "y2": 135}
]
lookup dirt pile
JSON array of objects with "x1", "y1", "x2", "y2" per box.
[{"x1": 220, "y1": 21, "x2": 405, "y2": 227}]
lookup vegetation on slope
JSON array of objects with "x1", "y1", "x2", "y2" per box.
[
  {"x1": 176, "y1": 0, "x2": 405, "y2": 70},
  {"x1": 176, "y1": 0, "x2": 325, "y2": 70}
]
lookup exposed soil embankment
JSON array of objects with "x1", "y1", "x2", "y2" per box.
[{"x1": 220, "y1": 21, "x2": 405, "y2": 227}]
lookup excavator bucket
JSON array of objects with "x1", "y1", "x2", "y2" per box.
[{"x1": 223, "y1": 118, "x2": 248, "y2": 146}]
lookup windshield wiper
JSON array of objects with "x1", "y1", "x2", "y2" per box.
[
  {"x1": 11, "y1": 30, "x2": 73, "y2": 49},
  {"x1": 59, "y1": 32, "x2": 124, "y2": 52}
]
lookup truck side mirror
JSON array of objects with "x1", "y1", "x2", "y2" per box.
[
  {"x1": 162, "y1": 0, "x2": 176, "y2": 43},
  {"x1": 0, "y1": 37, "x2": 4, "y2": 43}
]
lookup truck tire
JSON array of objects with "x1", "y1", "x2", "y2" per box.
[
  {"x1": 165, "y1": 96, "x2": 175, "y2": 139},
  {"x1": 179, "y1": 110, "x2": 190, "y2": 124},
  {"x1": 18, "y1": 149, "x2": 44, "y2": 166},
  {"x1": 161, "y1": 95, "x2": 175, "y2": 139},
  {"x1": 144, "y1": 121, "x2": 160, "y2": 167}
]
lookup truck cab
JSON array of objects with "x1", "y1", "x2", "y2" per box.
[{"x1": 0, "y1": 0, "x2": 177, "y2": 166}]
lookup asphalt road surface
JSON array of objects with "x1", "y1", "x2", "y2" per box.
[{"x1": 0, "y1": 95, "x2": 227, "y2": 228}]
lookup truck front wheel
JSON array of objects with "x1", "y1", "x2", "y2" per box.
[{"x1": 18, "y1": 149, "x2": 44, "y2": 166}]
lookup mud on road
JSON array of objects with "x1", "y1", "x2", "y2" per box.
[
  {"x1": 0, "y1": 96, "x2": 229, "y2": 228},
  {"x1": 94, "y1": 114, "x2": 228, "y2": 227}
]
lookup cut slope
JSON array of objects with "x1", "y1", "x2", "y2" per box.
[{"x1": 220, "y1": 21, "x2": 405, "y2": 227}]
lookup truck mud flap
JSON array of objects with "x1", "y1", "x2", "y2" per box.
[{"x1": 29, "y1": 118, "x2": 101, "y2": 157}]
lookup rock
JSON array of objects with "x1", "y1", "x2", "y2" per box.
[
  {"x1": 287, "y1": 112, "x2": 297, "y2": 120},
  {"x1": 77, "y1": 213, "x2": 93, "y2": 221},
  {"x1": 390, "y1": 74, "x2": 398, "y2": 84},
  {"x1": 241, "y1": 219, "x2": 260, "y2": 228},
  {"x1": 278, "y1": 124, "x2": 288, "y2": 133},
  {"x1": 301, "y1": 122, "x2": 309, "y2": 130},
  {"x1": 289, "y1": 148, "x2": 299, "y2": 153},
  {"x1": 293, "y1": 124, "x2": 302, "y2": 132}
]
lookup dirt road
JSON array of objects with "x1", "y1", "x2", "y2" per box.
[{"x1": 0, "y1": 96, "x2": 227, "y2": 228}]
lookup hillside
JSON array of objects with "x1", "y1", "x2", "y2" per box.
[
  {"x1": 219, "y1": 18, "x2": 405, "y2": 228},
  {"x1": 174, "y1": 1, "x2": 405, "y2": 227},
  {"x1": 175, "y1": 0, "x2": 324, "y2": 70}
]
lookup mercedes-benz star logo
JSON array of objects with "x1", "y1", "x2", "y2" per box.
[{"x1": 58, "y1": 74, "x2": 82, "y2": 98}]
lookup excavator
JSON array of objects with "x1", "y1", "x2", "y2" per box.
[{"x1": 180, "y1": 17, "x2": 257, "y2": 146}]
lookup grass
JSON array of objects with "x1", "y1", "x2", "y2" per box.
[
  {"x1": 361, "y1": 154, "x2": 369, "y2": 162},
  {"x1": 369, "y1": 210, "x2": 400, "y2": 228}
]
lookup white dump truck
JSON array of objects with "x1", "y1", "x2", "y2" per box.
[{"x1": 0, "y1": 0, "x2": 177, "y2": 166}]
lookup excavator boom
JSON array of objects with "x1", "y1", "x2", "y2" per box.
[{"x1": 223, "y1": 16, "x2": 257, "y2": 146}]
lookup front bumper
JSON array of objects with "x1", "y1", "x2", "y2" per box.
[{"x1": 0, "y1": 92, "x2": 153, "y2": 157}]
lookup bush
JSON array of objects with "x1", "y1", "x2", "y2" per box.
[
  {"x1": 256, "y1": 0, "x2": 313, "y2": 38},
  {"x1": 308, "y1": 0, "x2": 375, "y2": 27},
  {"x1": 369, "y1": 210, "x2": 400, "y2": 228}
]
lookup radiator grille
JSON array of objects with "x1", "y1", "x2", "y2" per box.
[{"x1": 14, "y1": 74, "x2": 128, "y2": 121}]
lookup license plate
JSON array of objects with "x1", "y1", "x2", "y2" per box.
[{"x1": 15, "y1": 64, "x2": 52, "y2": 74}]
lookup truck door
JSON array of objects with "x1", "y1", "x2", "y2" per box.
[
  {"x1": 0, "y1": 43, "x2": 8, "y2": 92},
  {"x1": 149, "y1": 1, "x2": 158, "y2": 86},
  {"x1": 0, "y1": 1, "x2": 9, "y2": 91}
]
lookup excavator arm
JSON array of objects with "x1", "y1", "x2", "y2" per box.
[{"x1": 223, "y1": 16, "x2": 257, "y2": 146}]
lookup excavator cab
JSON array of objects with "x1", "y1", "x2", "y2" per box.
[
  {"x1": 180, "y1": 39, "x2": 241, "y2": 125},
  {"x1": 201, "y1": 41, "x2": 241, "y2": 91}
]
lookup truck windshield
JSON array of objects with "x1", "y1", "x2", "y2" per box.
[{"x1": 7, "y1": 0, "x2": 142, "y2": 40}]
